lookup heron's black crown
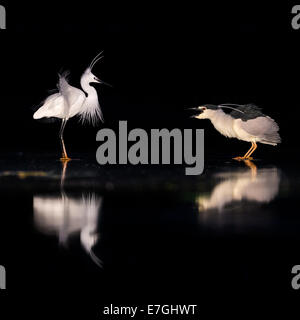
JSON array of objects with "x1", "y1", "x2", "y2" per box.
[{"x1": 203, "y1": 104, "x2": 219, "y2": 110}]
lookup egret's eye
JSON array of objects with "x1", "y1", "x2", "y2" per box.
[{"x1": 202, "y1": 107, "x2": 207, "y2": 110}]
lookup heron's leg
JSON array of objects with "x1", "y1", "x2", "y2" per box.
[
  {"x1": 233, "y1": 142, "x2": 254, "y2": 160},
  {"x1": 243, "y1": 142, "x2": 254, "y2": 158},
  {"x1": 245, "y1": 142, "x2": 257, "y2": 159},
  {"x1": 243, "y1": 159, "x2": 257, "y2": 178},
  {"x1": 59, "y1": 119, "x2": 70, "y2": 161}
]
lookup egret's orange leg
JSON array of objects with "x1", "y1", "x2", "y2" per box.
[
  {"x1": 59, "y1": 119, "x2": 71, "y2": 161},
  {"x1": 233, "y1": 142, "x2": 254, "y2": 160},
  {"x1": 60, "y1": 158, "x2": 69, "y2": 188}
]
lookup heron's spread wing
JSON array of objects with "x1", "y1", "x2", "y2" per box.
[
  {"x1": 225, "y1": 103, "x2": 265, "y2": 120},
  {"x1": 239, "y1": 116, "x2": 281, "y2": 144},
  {"x1": 240, "y1": 116, "x2": 278, "y2": 136}
]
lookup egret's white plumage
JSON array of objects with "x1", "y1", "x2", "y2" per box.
[
  {"x1": 33, "y1": 52, "x2": 105, "y2": 160},
  {"x1": 193, "y1": 104, "x2": 281, "y2": 159},
  {"x1": 34, "y1": 193, "x2": 102, "y2": 254}
]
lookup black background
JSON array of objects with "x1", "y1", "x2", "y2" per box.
[
  {"x1": 0, "y1": 2, "x2": 295, "y2": 158},
  {"x1": 0, "y1": 1, "x2": 299, "y2": 318}
]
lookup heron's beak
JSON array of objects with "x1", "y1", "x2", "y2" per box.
[
  {"x1": 194, "y1": 107, "x2": 205, "y2": 112},
  {"x1": 187, "y1": 106, "x2": 203, "y2": 118},
  {"x1": 94, "y1": 77, "x2": 101, "y2": 83}
]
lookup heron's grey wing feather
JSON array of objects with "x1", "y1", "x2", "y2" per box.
[
  {"x1": 228, "y1": 104, "x2": 265, "y2": 120},
  {"x1": 240, "y1": 116, "x2": 281, "y2": 144}
]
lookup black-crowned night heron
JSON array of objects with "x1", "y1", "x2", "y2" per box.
[{"x1": 192, "y1": 103, "x2": 281, "y2": 160}]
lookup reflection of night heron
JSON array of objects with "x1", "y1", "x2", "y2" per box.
[
  {"x1": 192, "y1": 103, "x2": 281, "y2": 160},
  {"x1": 196, "y1": 160, "x2": 280, "y2": 212}
]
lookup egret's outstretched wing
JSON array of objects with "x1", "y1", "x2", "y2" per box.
[
  {"x1": 33, "y1": 73, "x2": 85, "y2": 120},
  {"x1": 33, "y1": 92, "x2": 65, "y2": 119},
  {"x1": 238, "y1": 116, "x2": 281, "y2": 145}
]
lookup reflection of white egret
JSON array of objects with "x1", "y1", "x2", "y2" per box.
[
  {"x1": 34, "y1": 193, "x2": 102, "y2": 252},
  {"x1": 33, "y1": 161, "x2": 103, "y2": 266},
  {"x1": 197, "y1": 161, "x2": 280, "y2": 212}
]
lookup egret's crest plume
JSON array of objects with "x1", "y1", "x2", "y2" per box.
[
  {"x1": 89, "y1": 51, "x2": 104, "y2": 71},
  {"x1": 33, "y1": 52, "x2": 106, "y2": 160}
]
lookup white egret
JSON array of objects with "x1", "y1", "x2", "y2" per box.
[
  {"x1": 33, "y1": 160, "x2": 103, "y2": 267},
  {"x1": 33, "y1": 52, "x2": 105, "y2": 161}
]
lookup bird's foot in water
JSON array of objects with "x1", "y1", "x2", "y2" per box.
[
  {"x1": 60, "y1": 154, "x2": 71, "y2": 162},
  {"x1": 233, "y1": 156, "x2": 253, "y2": 161}
]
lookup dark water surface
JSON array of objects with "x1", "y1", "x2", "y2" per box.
[{"x1": 0, "y1": 152, "x2": 299, "y2": 315}]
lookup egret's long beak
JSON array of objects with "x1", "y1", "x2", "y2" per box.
[
  {"x1": 95, "y1": 77, "x2": 112, "y2": 87},
  {"x1": 100, "y1": 80, "x2": 112, "y2": 87}
]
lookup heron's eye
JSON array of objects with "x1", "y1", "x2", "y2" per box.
[{"x1": 202, "y1": 107, "x2": 207, "y2": 110}]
